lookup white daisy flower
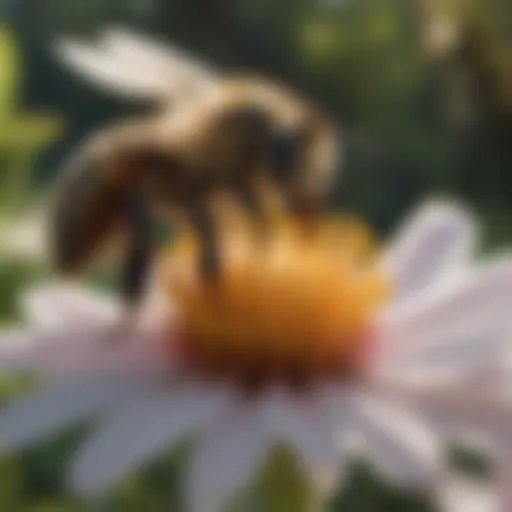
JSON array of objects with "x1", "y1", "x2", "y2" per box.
[{"x1": 0, "y1": 198, "x2": 511, "y2": 512}]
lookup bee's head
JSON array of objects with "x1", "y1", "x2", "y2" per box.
[
  {"x1": 267, "y1": 111, "x2": 340, "y2": 226},
  {"x1": 214, "y1": 76, "x2": 341, "y2": 223}
]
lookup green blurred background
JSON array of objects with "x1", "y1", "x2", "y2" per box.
[{"x1": 0, "y1": 0, "x2": 510, "y2": 509}]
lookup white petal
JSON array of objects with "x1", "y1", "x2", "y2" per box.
[
  {"x1": 70, "y1": 383, "x2": 235, "y2": 496},
  {"x1": 0, "y1": 329, "x2": 47, "y2": 372},
  {"x1": 265, "y1": 386, "x2": 353, "y2": 492},
  {"x1": 315, "y1": 383, "x2": 359, "y2": 435},
  {"x1": 436, "y1": 475, "x2": 500, "y2": 512},
  {"x1": 380, "y1": 256, "x2": 512, "y2": 366},
  {"x1": 0, "y1": 367, "x2": 155, "y2": 453},
  {"x1": 186, "y1": 400, "x2": 270, "y2": 512},
  {"x1": 354, "y1": 397, "x2": 443, "y2": 488},
  {"x1": 40, "y1": 327, "x2": 170, "y2": 378},
  {"x1": 0, "y1": 326, "x2": 168, "y2": 378},
  {"x1": 369, "y1": 373, "x2": 512, "y2": 441},
  {"x1": 424, "y1": 392, "x2": 512, "y2": 441},
  {"x1": 375, "y1": 326, "x2": 510, "y2": 386},
  {"x1": 384, "y1": 199, "x2": 477, "y2": 299},
  {"x1": 494, "y1": 456, "x2": 512, "y2": 512},
  {"x1": 21, "y1": 284, "x2": 120, "y2": 329}
]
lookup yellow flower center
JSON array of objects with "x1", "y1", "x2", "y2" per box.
[{"x1": 157, "y1": 214, "x2": 390, "y2": 387}]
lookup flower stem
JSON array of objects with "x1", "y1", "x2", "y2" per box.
[{"x1": 235, "y1": 446, "x2": 323, "y2": 512}]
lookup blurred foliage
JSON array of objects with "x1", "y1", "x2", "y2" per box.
[
  {"x1": 0, "y1": 0, "x2": 511, "y2": 510},
  {"x1": 0, "y1": 23, "x2": 62, "y2": 213},
  {"x1": 0, "y1": 261, "x2": 47, "y2": 324},
  {"x1": 330, "y1": 462, "x2": 435, "y2": 512},
  {"x1": 244, "y1": 446, "x2": 318, "y2": 512}
]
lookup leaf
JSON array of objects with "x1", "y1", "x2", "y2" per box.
[
  {"x1": 0, "y1": 24, "x2": 20, "y2": 118},
  {"x1": 0, "y1": 24, "x2": 65, "y2": 214},
  {"x1": 0, "y1": 454, "x2": 23, "y2": 509},
  {"x1": 0, "y1": 114, "x2": 63, "y2": 151},
  {"x1": 238, "y1": 446, "x2": 321, "y2": 512}
]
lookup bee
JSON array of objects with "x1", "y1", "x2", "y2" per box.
[{"x1": 51, "y1": 27, "x2": 341, "y2": 319}]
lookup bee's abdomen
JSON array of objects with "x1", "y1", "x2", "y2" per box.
[{"x1": 51, "y1": 156, "x2": 129, "y2": 274}]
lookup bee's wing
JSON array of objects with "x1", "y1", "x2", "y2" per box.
[{"x1": 54, "y1": 26, "x2": 219, "y2": 102}]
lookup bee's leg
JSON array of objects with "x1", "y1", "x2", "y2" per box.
[
  {"x1": 120, "y1": 194, "x2": 154, "y2": 306},
  {"x1": 289, "y1": 193, "x2": 323, "y2": 237},
  {"x1": 104, "y1": 194, "x2": 154, "y2": 343},
  {"x1": 236, "y1": 179, "x2": 271, "y2": 245},
  {"x1": 183, "y1": 197, "x2": 220, "y2": 283}
]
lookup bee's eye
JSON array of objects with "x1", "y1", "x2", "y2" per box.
[
  {"x1": 268, "y1": 130, "x2": 302, "y2": 179},
  {"x1": 218, "y1": 107, "x2": 272, "y2": 138}
]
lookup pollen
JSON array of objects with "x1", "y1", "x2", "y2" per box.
[{"x1": 158, "y1": 213, "x2": 390, "y2": 386}]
